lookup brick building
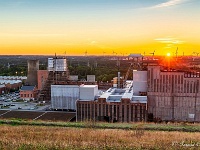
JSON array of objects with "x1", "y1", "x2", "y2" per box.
[
  {"x1": 37, "y1": 70, "x2": 49, "y2": 90},
  {"x1": 20, "y1": 86, "x2": 38, "y2": 100}
]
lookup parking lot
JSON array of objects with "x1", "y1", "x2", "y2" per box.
[{"x1": 0, "y1": 92, "x2": 50, "y2": 111}]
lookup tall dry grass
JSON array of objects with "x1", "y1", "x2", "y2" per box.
[{"x1": 0, "y1": 125, "x2": 199, "y2": 149}]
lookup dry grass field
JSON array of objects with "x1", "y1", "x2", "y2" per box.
[{"x1": 0, "y1": 125, "x2": 199, "y2": 150}]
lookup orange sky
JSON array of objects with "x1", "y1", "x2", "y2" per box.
[{"x1": 0, "y1": 0, "x2": 200, "y2": 56}]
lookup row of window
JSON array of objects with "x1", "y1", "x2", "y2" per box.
[{"x1": 20, "y1": 94, "x2": 33, "y2": 98}]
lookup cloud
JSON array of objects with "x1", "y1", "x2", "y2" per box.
[
  {"x1": 0, "y1": 33, "x2": 65, "y2": 37},
  {"x1": 90, "y1": 41, "x2": 97, "y2": 45},
  {"x1": 155, "y1": 37, "x2": 184, "y2": 44},
  {"x1": 149, "y1": 0, "x2": 189, "y2": 9}
]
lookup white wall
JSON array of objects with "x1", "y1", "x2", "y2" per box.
[
  {"x1": 51, "y1": 85, "x2": 79, "y2": 110},
  {"x1": 80, "y1": 85, "x2": 98, "y2": 100},
  {"x1": 133, "y1": 71, "x2": 147, "y2": 95}
]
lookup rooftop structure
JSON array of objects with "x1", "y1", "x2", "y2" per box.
[{"x1": 0, "y1": 76, "x2": 27, "y2": 80}]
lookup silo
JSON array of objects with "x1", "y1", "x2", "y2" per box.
[{"x1": 26, "y1": 60, "x2": 39, "y2": 86}]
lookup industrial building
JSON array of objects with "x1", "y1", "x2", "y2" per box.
[
  {"x1": 147, "y1": 65, "x2": 200, "y2": 122},
  {"x1": 39, "y1": 57, "x2": 97, "y2": 105},
  {"x1": 76, "y1": 71, "x2": 147, "y2": 123},
  {"x1": 0, "y1": 79, "x2": 22, "y2": 92},
  {"x1": 17, "y1": 55, "x2": 200, "y2": 123}
]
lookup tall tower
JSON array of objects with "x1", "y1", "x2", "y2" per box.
[{"x1": 26, "y1": 60, "x2": 39, "y2": 86}]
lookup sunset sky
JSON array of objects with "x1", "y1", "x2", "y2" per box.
[{"x1": 0, "y1": 0, "x2": 200, "y2": 56}]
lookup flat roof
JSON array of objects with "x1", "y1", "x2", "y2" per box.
[{"x1": 80, "y1": 85, "x2": 98, "y2": 88}]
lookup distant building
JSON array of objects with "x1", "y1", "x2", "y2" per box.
[
  {"x1": 87, "y1": 75, "x2": 95, "y2": 82},
  {"x1": 147, "y1": 66, "x2": 200, "y2": 122},
  {"x1": 0, "y1": 80, "x2": 22, "y2": 92},
  {"x1": 0, "y1": 76, "x2": 25, "y2": 92},
  {"x1": 69, "y1": 75, "x2": 78, "y2": 81},
  {"x1": 20, "y1": 86, "x2": 38, "y2": 100}
]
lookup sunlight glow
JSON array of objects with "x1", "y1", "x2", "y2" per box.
[{"x1": 167, "y1": 53, "x2": 171, "y2": 57}]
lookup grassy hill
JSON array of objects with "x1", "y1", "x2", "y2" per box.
[{"x1": 0, "y1": 120, "x2": 200, "y2": 149}]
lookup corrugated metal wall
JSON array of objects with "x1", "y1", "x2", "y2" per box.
[{"x1": 51, "y1": 85, "x2": 79, "y2": 110}]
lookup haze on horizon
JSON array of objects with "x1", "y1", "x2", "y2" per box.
[{"x1": 0, "y1": 0, "x2": 200, "y2": 56}]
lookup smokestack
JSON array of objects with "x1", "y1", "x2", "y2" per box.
[
  {"x1": 26, "y1": 60, "x2": 39, "y2": 86},
  {"x1": 118, "y1": 72, "x2": 120, "y2": 88}
]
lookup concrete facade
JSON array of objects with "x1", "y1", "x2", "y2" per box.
[
  {"x1": 26, "y1": 60, "x2": 39, "y2": 86},
  {"x1": 147, "y1": 66, "x2": 200, "y2": 122},
  {"x1": 77, "y1": 98, "x2": 146, "y2": 122}
]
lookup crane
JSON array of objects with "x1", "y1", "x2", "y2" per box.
[{"x1": 149, "y1": 50, "x2": 155, "y2": 56}]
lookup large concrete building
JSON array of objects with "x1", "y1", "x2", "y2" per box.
[
  {"x1": 76, "y1": 71, "x2": 148, "y2": 123},
  {"x1": 147, "y1": 65, "x2": 200, "y2": 122}
]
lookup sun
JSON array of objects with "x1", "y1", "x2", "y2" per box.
[{"x1": 167, "y1": 53, "x2": 171, "y2": 57}]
